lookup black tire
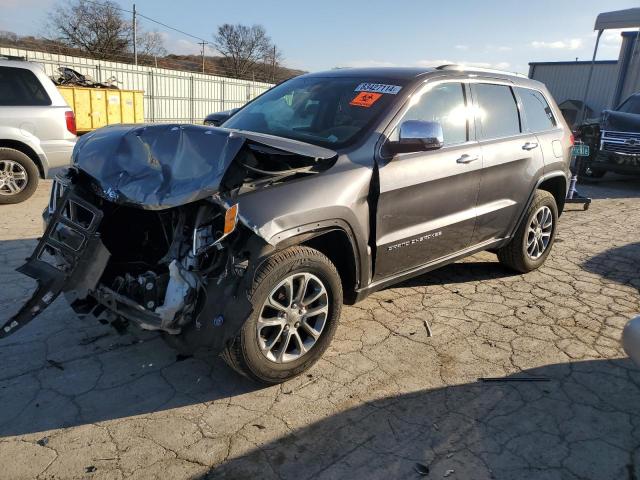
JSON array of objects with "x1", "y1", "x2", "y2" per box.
[
  {"x1": 222, "y1": 246, "x2": 343, "y2": 384},
  {"x1": 497, "y1": 190, "x2": 558, "y2": 273},
  {"x1": 0, "y1": 148, "x2": 39, "y2": 204},
  {"x1": 577, "y1": 161, "x2": 606, "y2": 181}
]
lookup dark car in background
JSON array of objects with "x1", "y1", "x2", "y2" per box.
[
  {"x1": 204, "y1": 108, "x2": 239, "y2": 126},
  {"x1": 4, "y1": 66, "x2": 571, "y2": 384},
  {"x1": 577, "y1": 92, "x2": 640, "y2": 179}
]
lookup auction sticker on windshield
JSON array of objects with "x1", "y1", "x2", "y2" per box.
[
  {"x1": 355, "y1": 83, "x2": 402, "y2": 94},
  {"x1": 350, "y1": 92, "x2": 383, "y2": 108}
]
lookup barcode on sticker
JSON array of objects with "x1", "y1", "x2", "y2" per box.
[{"x1": 355, "y1": 83, "x2": 402, "y2": 95}]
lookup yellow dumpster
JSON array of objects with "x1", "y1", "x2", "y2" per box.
[{"x1": 57, "y1": 86, "x2": 144, "y2": 133}]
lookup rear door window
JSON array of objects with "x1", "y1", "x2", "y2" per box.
[
  {"x1": 393, "y1": 82, "x2": 468, "y2": 145},
  {"x1": 0, "y1": 66, "x2": 51, "y2": 106},
  {"x1": 473, "y1": 83, "x2": 520, "y2": 140},
  {"x1": 517, "y1": 88, "x2": 557, "y2": 132}
]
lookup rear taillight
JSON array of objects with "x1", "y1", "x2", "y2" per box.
[
  {"x1": 569, "y1": 133, "x2": 575, "y2": 146},
  {"x1": 65, "y1": 110, "x2": 77, "y2": 135}
]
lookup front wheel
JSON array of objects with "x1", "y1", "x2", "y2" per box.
[
  {"x1": 222, "y1": 246, "x2": 343, "y2": 384},
  {"x1": 497, "y1": 190, "x2": 558, "y2": 273}
]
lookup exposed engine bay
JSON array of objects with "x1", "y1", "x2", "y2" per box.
[{"x1": 1, "y1": 124, "x2": 336, "y2": 354}]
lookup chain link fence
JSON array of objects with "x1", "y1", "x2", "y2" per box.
[{"x1": 0, "y1": 47, "x2": 274, "y2": 124}]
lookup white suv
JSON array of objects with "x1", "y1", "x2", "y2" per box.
[{"x1": 0, "y1": 59, "x2": 76, "y2": 203}]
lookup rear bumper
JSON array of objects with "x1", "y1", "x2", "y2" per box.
[
  {"x1": 40, "y1": 139, "x2": 76, "y2": 177},
  {"x1": 623, "y1": 316, "x2": 640, "y2": 366}
]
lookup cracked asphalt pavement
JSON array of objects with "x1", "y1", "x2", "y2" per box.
[{"x1": 0, "y1": 177, "x2": 639, "y2": 480}]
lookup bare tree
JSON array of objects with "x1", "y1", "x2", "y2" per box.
[
  {"x1": 137, "y1": 30, "x2": 167, "y2": 58},
  {"x1": 213, "y1": 24, "x2": 272, "y2": 79},
  {"x1": 48, "y1": 0, "x2": 130, "y2": 60},
  {"x1": 0, "y1": 31, "x2": 18, "y2": 44}
]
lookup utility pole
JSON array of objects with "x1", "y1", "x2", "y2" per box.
[
  {"x1": 132, "y1": 3, "x2": 137, "y2": 65},
  {"x1": 271, "y1": 45, "x2": 276, "y2": 82},
  {"x1": 199, "y1": 41, "x2": 207, "y2": 73}
]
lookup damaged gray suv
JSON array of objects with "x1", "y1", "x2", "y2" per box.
[{"x1": 3, "y1": 66, "x2": 571, "y2": 383}]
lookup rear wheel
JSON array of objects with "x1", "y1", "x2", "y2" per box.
[
  {"x1": 0, "y1": 148, "x2": 39, "y2": 204},
  {"x1": 497, "y1": 190, "x2": 558, "y2": 273},
  {"x1": 222, "y1": 246, "x2": 342, "y2": 384}
]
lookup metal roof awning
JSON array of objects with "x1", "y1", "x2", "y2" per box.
[
  {"x1": 595, "y1": 8, "x2": 640, "y2": 31},
  {"x1": 578, "y1": 8, "x2": 640, "y2": 124}
]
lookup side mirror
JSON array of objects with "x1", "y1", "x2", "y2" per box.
[{"x1": 388, "y1": 120, "x2": 444, "y2": 154}]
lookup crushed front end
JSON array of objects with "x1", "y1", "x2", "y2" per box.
[
  {"x1": 2, "y1": 123, "x2": 336, "y2": 352},
  {"x1": 2, "y1": 168, "x2": 263, "y2": 353}
]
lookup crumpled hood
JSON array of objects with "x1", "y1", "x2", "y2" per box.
[
  {"x1": 72, "y1": 124, "x2": 336, "y2": 210},
  {"x1": 600, "y1": 110, "x2": 640, "y2": 132}
]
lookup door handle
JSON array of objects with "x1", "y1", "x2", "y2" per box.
[
  {"x1": 456, "y1": 154, "x2": 479, "y2": 164},
  {"x1": 522, "y1": 142, "x2": 539, "y2": 151}
]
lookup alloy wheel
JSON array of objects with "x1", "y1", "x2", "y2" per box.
[
  {"x1": 256, "y1": 272, "x2": 329, "y2": 363},
  {"x1": 526, "y1": 205, "x2": 553, "y2": 260},
  {"x1": 0, "y1": 160, "x2": 28, "y2": 196}
]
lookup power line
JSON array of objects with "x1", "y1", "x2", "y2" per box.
[{"x1": 82, "y1": 0, "x2": 209, "y2": 43}]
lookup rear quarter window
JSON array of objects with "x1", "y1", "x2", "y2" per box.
[
  {"x1": 473, "y1": 83, "x2": 520, "y2": 140},
  {"x1": 517, "y1": 87, "x2": 557, "y2": 132},
  {"x1": 0, "y1": 66, "x2": 51, "y2": 106}
]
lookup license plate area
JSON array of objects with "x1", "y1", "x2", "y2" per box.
[{"x1": 33, "y1": 189, "x2": 104, "y2": 273}]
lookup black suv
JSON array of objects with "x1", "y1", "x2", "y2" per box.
[
  {"x1": 4, "y1": 65, "x2": 571, "y2": 383},
  {"x1": 577, "y1": 92, "x2": 640, "y2": 179}
]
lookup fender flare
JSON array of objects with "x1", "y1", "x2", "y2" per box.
[
  {"x1": 266, "y1": 218, "x2": 367, "y2": 291},
  {"x1": 506, "y1": 171, "x2": 568, "y2": 240}
]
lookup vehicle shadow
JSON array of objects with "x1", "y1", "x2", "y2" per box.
[
  {"x1": 577, "y1": 173, "x2": 640, "y2": 200},
  {"x1": 0, "y1": 238, "x2": 264, "y2": 438},
  {"x1": 201, "y1": 358, "x2": 640, "y2": 480},
  {"x1": 394, "y1": 258, "x2": 518, "y2": 289},
  {"x1": 582, "y1": 242, "x2": 640, "y2": 288}
]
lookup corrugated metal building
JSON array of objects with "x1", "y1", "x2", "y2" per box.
[
  {"x1": 528, "y1": 60, "x2": 619, "y2": 117},
  {"x1": 529, "y1": 31, "x2": 639, "y2": 126}
]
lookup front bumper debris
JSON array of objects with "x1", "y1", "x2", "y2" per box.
[{"x1": 1, "y1": 187, "x2": 109, "y2": 338}]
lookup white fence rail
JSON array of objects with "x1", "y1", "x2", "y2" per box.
[{"x1": 0, "y1": 47, "x2": 274, "y2": 123}]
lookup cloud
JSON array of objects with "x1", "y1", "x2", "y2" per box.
[
  {"x1": 454, "y1": 45, "x2": 469, "y2": 51},
  {"x1": 530, "y1": 38, "x2": 582, "y2": 50},
  {"x1": 497, "y1": 46, "x2": 512, "y2": 52},
  {"x1": 600, "y1": 29, "x2": 626, "y2": 50}
]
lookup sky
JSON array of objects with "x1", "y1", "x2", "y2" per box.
[{"x1": 1, "y1": 0, "x2": 638, "y2": 74}]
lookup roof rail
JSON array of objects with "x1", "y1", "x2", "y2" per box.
[{"x1": 436, "y1": 64, "x2": 528, "y2": 78}]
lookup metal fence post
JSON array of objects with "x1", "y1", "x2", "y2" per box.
[
  {"x1": 221, "y1": 79, "x2": 225, "y2": 111},
  {"x1": 148, "y1": 70, "x2": 155, "y2": 122},
  {"x1": 190, "y1": 75, "x2": 195, "y2": 123}
]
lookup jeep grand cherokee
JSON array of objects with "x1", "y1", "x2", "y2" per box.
[{"x1": 3, "y1": 65, "x2": 571, "y2": 383}]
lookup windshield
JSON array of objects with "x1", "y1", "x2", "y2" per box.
[
  {"x1": 617, "y1": 95, "x2": 640, "y2": 114},
  {"x1": 223, "y1": 76, "x2": 407, "y2": 148}
]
